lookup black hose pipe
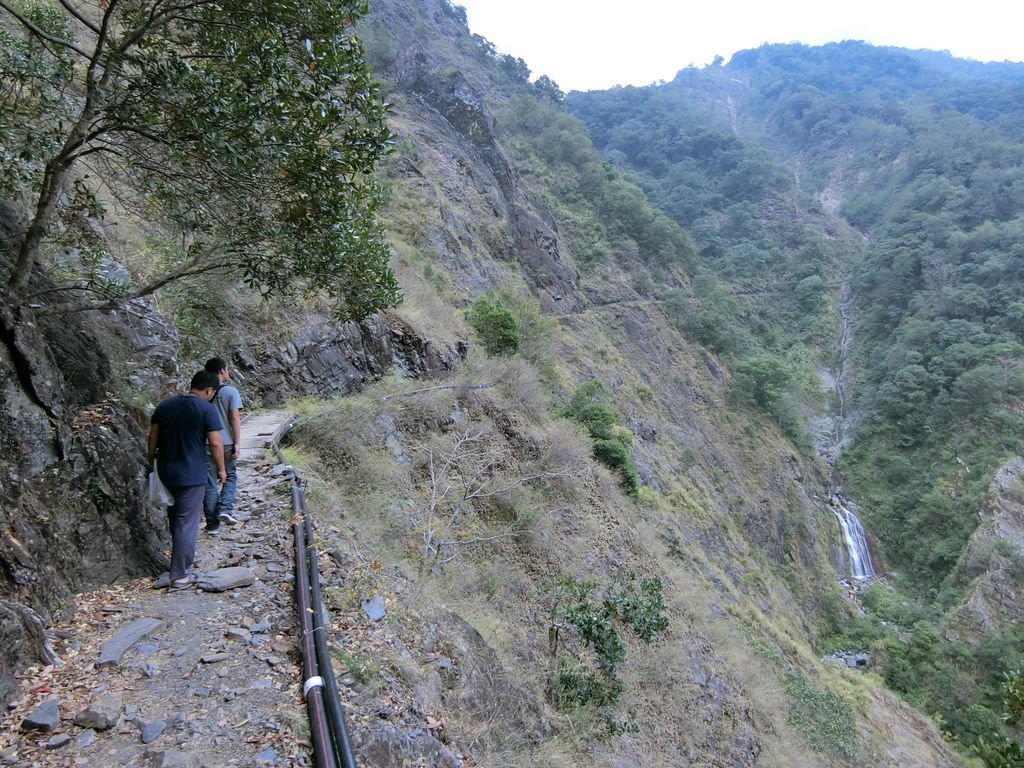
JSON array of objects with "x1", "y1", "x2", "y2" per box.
[
  {"x1": 301, "y1": 499, "x2": 358, "y2": 768},
  {"x1": 292, "y1": 481, "x2": 338, "y2": 768}
]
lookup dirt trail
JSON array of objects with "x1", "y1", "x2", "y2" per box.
[{"x1": 1, "y1": 419, "x2": 310, "y2": 768}]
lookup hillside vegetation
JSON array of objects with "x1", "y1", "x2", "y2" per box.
[
  {"x1": 0, "y1": 0, "x2": 1020, "y2": 765},
  {"x1": 568, "y1": 40, "x2": 1024, "y2": 752}
]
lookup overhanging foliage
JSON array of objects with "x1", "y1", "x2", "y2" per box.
[{"x1": 0, "y1": 0, "x2": 399, "y2": 320}]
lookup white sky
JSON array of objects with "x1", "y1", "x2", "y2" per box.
[{"x1": 454, "y1": 0, "x2": 1024, "y2": 92}]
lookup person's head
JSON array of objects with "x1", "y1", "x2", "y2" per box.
[
  {"x1": 190, "y1": 369, "x2": 220, "y2": 400},
  {"x1": 205, "y1": 356, "x2": 229, "y2": 383}
]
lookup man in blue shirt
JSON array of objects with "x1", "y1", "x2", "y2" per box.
[{"x1": 147, "y1": 370, "x2": 226, "y2": 589}]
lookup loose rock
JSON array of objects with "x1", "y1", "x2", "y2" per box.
[
  {"x1": 225, "y1": 627, "x2": 252, "y2": 643},
  {"x1": 44, "y1": 733, "x2": 70, "y2": 749},
  {"x1": 361, "y1": 595, "x2": 386, "y2": 622},
  {"x1": 21, "y1": 699, "x2": 60, "y2": 732},
  {"x1": 196, "y1": 568, "x2": 255, "y2": 592},
  {"x1": 74, "y1": 692, "x2": 122, "y2": 730},
  {"x1": 141, "y1": 719, "x2": 166, "y2": 743},
  {"x1": 74, "y1": 728, "x2": 97, "y2": 748}
]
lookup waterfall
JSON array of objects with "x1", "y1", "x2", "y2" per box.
[
  {"x1": 816, "y1": 276, "x2": 877, "y2": 582},
  {"x1": 830, "y1": 496, "x2": 875, "y2": 580}
]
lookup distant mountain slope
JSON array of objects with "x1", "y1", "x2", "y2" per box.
[{"x1": 568, "y1": 39, "x2": 1024, "y2": 747}]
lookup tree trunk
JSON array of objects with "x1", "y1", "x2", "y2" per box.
[{"x1": 6, "y1": 155, "x2": 76, "y2": 297}]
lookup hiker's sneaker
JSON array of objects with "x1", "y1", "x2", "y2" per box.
[
  {"x1": 218, "y1": 512, "x2": 240, "y2": 525},
  {"x1": 205, "y1": 525, "x2": 220, "y2": 536}
]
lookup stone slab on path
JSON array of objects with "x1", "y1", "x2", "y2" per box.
[
  {"x1": 196, "y1": 566, "x2": 255, "y2": 592},
  {"x1": 97, "y1": 617, "x2": 164, "y2": 669}
]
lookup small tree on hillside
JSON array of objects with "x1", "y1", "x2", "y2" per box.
[
  {"x1": 547, "y1": 572, "x2": 669, "y2": 710},
  {"x1": 0, "y1": 0, "x2": 398, "y2": 320},
  {"x1": 732, "y1": 354, "x2": 791, "y2": 409},
  {"x1": 565, "y1": 380, "x2": 640, "y2": 495},
  {"x1": 467, "y1": 295, "x2": 520, "y2": 356}
]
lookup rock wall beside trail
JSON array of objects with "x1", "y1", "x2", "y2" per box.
[
  {"x1": 0, "y1": 202, "x2": 183, "y2": 706},
  {"x1": 0, "y1": 305, "x2": 170, "y2": 705},
  {"x1": 232, "y1": 313, "x2": 467, "y2": 406}
]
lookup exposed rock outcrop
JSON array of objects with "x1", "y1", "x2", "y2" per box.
[
  {"x1": 950, "y1": 455, "x2": 1024, "y2": 638},
  {"x1": 391, "y1": 42, "x2": 583, "y2": 310},
  {"x1": 235, "y1": 313, "x2": 466, "y2": 406},
  {"x1": 0, "y1": 600, "x2": 52, "y2": 705},
  {"x1": 0, "y1": 202, "x2": 172, "y2": 707}
]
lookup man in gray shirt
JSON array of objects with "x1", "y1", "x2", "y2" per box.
[{"x1": 203, "y1": 357, "x2": 243, "y2": 531}]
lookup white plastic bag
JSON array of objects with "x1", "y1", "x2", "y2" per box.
[{"x1": 148, "y1": 463, "x2": 174, "y2": 507}]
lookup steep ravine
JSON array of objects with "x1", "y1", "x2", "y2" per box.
[
  {"x1": 809, "y1": 264, "x2": 860, "y2": 469},
  {"x1": 0, "y1": 2, "x2": 970, "y2": 765},
  {"x1": 803, "y1": 228, "x2": 881, "y2": 580}
]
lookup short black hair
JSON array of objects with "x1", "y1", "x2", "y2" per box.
[
  {"x1": 190, "y1": 369, "x2": 220, "y2": 391},
  {"x1": 205, "y1": 357, "x2": 227, "y2": 374}
]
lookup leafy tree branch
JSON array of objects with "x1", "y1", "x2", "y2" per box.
[{"x1": 1, "y1": 0, "x2": 399, "y2": 320}]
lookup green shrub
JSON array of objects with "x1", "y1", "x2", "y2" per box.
[
  {"x1": 974, "y1": 670, "x2": 1024, "y2": 767},
  {"x1": 732, "y1": 354, "x2": 792, "y2": 409},
  {"x1": 564, "y1": 380, "x2": 640, "y2": 495},
  {"x1": 550, "y1": 656, "x2": 624, "y2": 708},
  {"x1": 1007, "y1": 670, "x2": 1024, "y2": 723},
  {"x1": 571, "y1": 401, "x2": 618, "y2": 439},
  {"x1": 489, "y1": 289, "x2": 557, "y2": 370},
  {"x1": 548, "y1": 573, "x2": 669, "y2": 709},
  {"x1": 953, "y1": 705, "x2": 1006, "y2": 748},
  {"x1": 607, "y1": 572, "x2": 669, "y2": 642},
  {"x1": 784, "y1": 673, "x2": 858, "y2": 761},
  {"x1": 592, "y1": 439, "x2": 639, "y2": 496},
  {"x1": 974, "y1": 738, "x2": 1024, "y2": 768},
  {"x1": 467, "y1": 295, "x2": 520, "y2": 356}
]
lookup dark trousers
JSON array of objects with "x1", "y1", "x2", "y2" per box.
[{"x1": 166, "y1": 484, "x2": 204, "y2": 581}]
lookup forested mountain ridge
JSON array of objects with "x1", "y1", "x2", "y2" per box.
[
  {"x1": 0, "y1": 1, "x2": 1016, "y2": 765},
  {"x1": 568, "y1": 39, "x2": 1024, "y2": 751}
]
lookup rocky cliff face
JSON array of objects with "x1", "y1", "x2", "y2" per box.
[
  {"x1": 0, "y1": 287, "x2": 168, "y2": 700},
  {"x1": 371, "y1": 2, "x2": 585, "y2": 313},
  {"x1": 233, "y1": 312, "x2": 466, "y2": 406},
  {"x1": 339, "y1": 3, "x2": 960, "y2": 765},
  {"x1": 950, "y1": 456, "x2": 1024, "y2": 638}
]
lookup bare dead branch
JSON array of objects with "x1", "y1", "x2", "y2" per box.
[
  {"x1": 437, "y1": 529, "x2": 522, "y2": 563},
  {"x1": 28, "y1": 258, "x2": 232, "y2": 316},
  {"x1": 464, "y1": 465, "x2": 574, "y2": 501}
]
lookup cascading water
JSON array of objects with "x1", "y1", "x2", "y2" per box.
[
  {"x1": 830, "y1": 495, "x2": 875, "y2": 580},
  {"x1": 811, "y1": 275, "x2": 878, "y2": 582}
]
